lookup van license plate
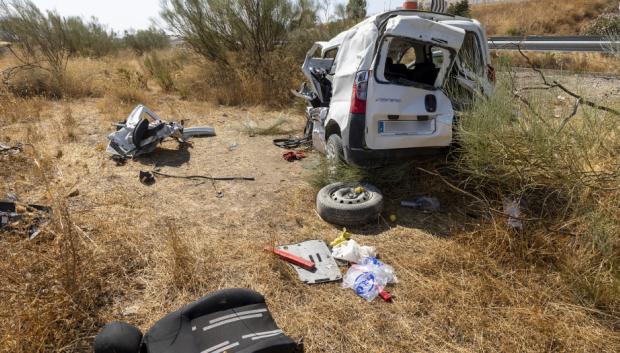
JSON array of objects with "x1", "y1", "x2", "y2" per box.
[{"x1": 378, "y1": 120, "x2": 435, "y2": 135}]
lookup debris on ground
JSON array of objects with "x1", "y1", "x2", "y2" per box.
[
  {"x1": 0, "y1": 200, "x2": 51, "y2": 240},
  {"x1": 265, "y1": 246, "x2": 316, "y2": 271},
  {"x1": 401, "y1": 197, "x2": 440, "y2": 211},
  {"x1": 503, "y1": 198, "x2": 524, "y2": 230},
  {"x1": 95, "y1": 289, "x2": 300, "y2": 353},
  {"x1": 342, "y1": 257, "x2": 398, "y2": 302},
  {"x1": 317, "y1": 182, "x2": 384, "y2": 226},
  {"x1": 139, "y1": 171, "x2": 156, "y2": 185},
  {"x1": 0, "y1": 142, "x2": 23, "y2": 155},
  {"x1": 274, "y1": 240, "x2": 342, "y2": 284},
  {"x1": 331, "y1": 239, "x2": 377, "y2": 263},
  {"x1": 140, "y1": 169, "x2": 255, "y2": 198},
  {"x1": 228, "y1": 142, "x2": 239, "y2": 151},
  {"x1": 282, "y1": 151, "x2": 306, "y2": 162},
  {"x1": 106, "y1": 104, "x2": 215, "y2": 159},
  {"x1": 330, "y1": 228, "x2": 351, "y2": 247}
]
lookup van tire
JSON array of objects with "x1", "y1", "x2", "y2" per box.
[
  {"x1": 326, "y1": 134, "x2": 344, "y2": 162},
  {"x1": 316, "y1": 182, "x2": 383, "y2": 226}
]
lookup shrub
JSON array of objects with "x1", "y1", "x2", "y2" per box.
[
  {"x1": 143, "y1": 52, "x2": 180, "y2": 92},
  {"x1": 447, "y1": 0, "x2": 471, "y2": 18},
  {"x1": 581, "y1": 12, "x2": 620, "y2": 35},
  {"x1": 64, "y1": 16, "x2": 120, "y2": 57},
  {"x1": 123, "y1": 27, "x2": 170, "y2": 55},
  {"x1": 454, "y1": 73, "x2": 620, "y2": 311}
]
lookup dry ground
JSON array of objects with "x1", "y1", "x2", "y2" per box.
[{"x1": 1, "y1": 73, "x2": 619, "y2": 352}]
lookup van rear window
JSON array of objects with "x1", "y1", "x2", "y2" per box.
[{"x1": 377, "y1": 37, "x2": 447, "y2": 87}]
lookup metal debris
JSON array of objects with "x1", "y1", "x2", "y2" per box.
[
  {"x1": 106, "y1": 105, "x2": 216, "y2": 158},
  {"x1": 0, "y1": 200, "x2": 51, "y2": 240}
]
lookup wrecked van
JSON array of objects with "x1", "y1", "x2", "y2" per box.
[{"x1": 296, "y1": 10, "x2": 494, "y2": 167}]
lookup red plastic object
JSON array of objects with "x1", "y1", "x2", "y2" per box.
[
  {"x1": 265, "y1": 246, "x2": 316, "y2": 271},
  {"x1": 282, "y1": 151, "x2": 306, "y2": 162},
  {"x1": 379, "y1": 290, "x2": 393, "y2": 302}
]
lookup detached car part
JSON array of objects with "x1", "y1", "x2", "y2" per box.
[
  {"x1": 276, "y1": 240, "x2": 342, "y2": 284},
  {"x1": 106, "y1": 105, "x2": 215, "y2": 158},
  {"x1": 316, "y1": 182, "x2": 384, "y2": 226},
  {"x1": 94, "y1": 289, "x2": 300, "y2": 353}
]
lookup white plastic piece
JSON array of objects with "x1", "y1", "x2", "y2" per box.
[{"x1": 331, "y1": 240, "x2": 377, "y2": 263}]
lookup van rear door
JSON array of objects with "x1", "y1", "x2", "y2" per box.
[{"x1": 364, "y1": 16, "x2": 465, "y2": 150}]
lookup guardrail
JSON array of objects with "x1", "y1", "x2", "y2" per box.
[{"x1": 488, "y1": 36, "x2": 618, "y2": 52}]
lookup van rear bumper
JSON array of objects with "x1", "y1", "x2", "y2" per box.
[
  {"x1": 344, "y1": 145, "x2": 447, "y2": 167},
  {"x1": 342, "y1": 113, "x2": 448, "y2": 167}
]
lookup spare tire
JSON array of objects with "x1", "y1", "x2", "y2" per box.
[{"x1": 316, "y1": 182, "x2": 383, "y2": 226}]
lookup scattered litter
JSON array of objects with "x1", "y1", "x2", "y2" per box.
[
  {"x1": 343, "y1": 257, "x2": 398, "y2": 302},
  {"x1": 0, "y1": 200, "x2": 51, "y2": 240},
  {"x1": 282, "y1": 151, "x2": 306, "y2": 162},
  {"x1": 139, "y1": 171, "x2": 156, "y2": 185},
  {"x1": 106, "y1": 104, "x2": 215, "y2": 158},
  {"x1": 228, "y1": 142, "x2": 239, "y2": 151},
  {"x1": 503, "y1": 198, "x2": 524, "y2": 230},
  {"x1": 401, "y1": 197, "x2": 440, "y2": 211},
  {"x1": 557, "y1": 95, "x2": 567, "y2": 102},
  {"x1": 274, "y1": 240, "x2": 342, "y2": 284},
  {"x1": 0, "y1": 142, "x2": 23, "y2": 155},
  {"x1": 330, "y1": 228, "x2": 351, "y2": 247},
  {"x1": 331, "y1": 239, "x2": 377, "y2": 263}
]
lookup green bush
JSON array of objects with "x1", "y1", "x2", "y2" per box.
[
  {"x1": 455, "y1": 74, "x2": 620, "y2": 310},
  {"x1": 124, "y1": 27, "x2": 170, "y2": 55},
  {"x1": 143, "y1": 53, "x2": 180, "y2": 92}
]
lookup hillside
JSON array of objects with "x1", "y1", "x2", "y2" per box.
[{"x1": 472, "y1": 0, "x2": 617, "y2": 35}]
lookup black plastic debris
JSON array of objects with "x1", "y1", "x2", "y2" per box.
[
  {"x1": 139, "y1": 171, "x2": 156, "y2": 185},
  {"x1": 0, "y1": 200, "x2": 51, "y2": 240}
]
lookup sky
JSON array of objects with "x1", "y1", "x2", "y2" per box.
[{"x1": 31, "y1": 0, "x2": 394, "y2": 32}]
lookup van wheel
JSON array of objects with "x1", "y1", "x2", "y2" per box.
[
  {"x1": 326, "y1": 134, "x2": 343, "y2": 162},
  {"x1": 316, "y1": 182, "x2": 383, "y2": 226}
]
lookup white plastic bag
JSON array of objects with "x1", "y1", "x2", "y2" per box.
[
  {"x1": 342, "y1": 257, "x2": 397, "y2": 301},
  {"x1": 331, "y1": 239, "x2": 376, "y2": 263}
]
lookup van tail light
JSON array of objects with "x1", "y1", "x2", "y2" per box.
[
  {"x1": 487, "y1": 64, "x2": 496, "y2": 83},
  {"x1": 350, "y1": 70, "x2": 369, "y2": 114}
]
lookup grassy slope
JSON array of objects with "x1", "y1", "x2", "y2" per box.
[{"x1": 472, "y1": 0, "x2": 616, "y2": 35}]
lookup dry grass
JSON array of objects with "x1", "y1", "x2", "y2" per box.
[
  {"x1": 494, "y1": 51, "x2": 620, "y2": 75},
  {"x1": 473, "y1": 0, "x2": 616, "y2": 35}
]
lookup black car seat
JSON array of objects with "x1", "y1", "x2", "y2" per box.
[
  {"x1": 132, "y1": 119, "x2": 167, "y2": 148},
  {"x1": 94, "y1": 289, "x2": 300, "y2": 353}
]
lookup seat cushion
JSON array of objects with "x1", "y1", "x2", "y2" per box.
[{"x1": 143, "y1": 289, "x2": 298, "y2": 353}]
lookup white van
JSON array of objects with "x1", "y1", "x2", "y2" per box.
[{"x1": 296, "y1": 10, "x2": 494, "y2": 167}]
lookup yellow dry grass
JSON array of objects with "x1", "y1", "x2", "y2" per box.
[{"x1": 472, "y1": 0, "x2": 615, "y2": 35}]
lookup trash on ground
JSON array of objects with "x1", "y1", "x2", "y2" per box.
[
  {"x1": 330, "y1": 228, "x2": 351, "y2": 247},
  {"x1": 275, "y1": 240, "x2": 342, "y2": 284},
  {"x1": 265, "y1": 246, "x2": 316, "y2": 271},
  {"x1": 139, "y1": 171, "x2": 156, "y2": 185},
  {"x1": 282, "y1": 151, "x2": 306, "y2": 162},
  {"x1": 503, "y1": 198, "x2": 524, "y2": 230},
  {"x1": 342, "y1": 257, "x2": 398, "y2": 302},
  {"x1": 228, "y1": 142, "x2": 239, "y2": 151},
  {"x1": 0, "y1": 200, "x2": 51, "y2": 240},
  {"x1": 331, "y1": 239, "x2": 377, "y2": 264},
  {"x1": 0, "y1": 142, "x2": 23, "y2": 155},
  {"x1": 106, "y1": 104, "x2": 215, "y2": 158},
  {"x1": 401, "y1": 197, "x2": 440, "y2": 211},
  {"x1": 317, "y1": 182, "x2": 384, "y2": 226}
]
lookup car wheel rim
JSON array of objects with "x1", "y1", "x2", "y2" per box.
[{"x1": 331, "y1": 187, "x2": 370, "y2": 205}]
